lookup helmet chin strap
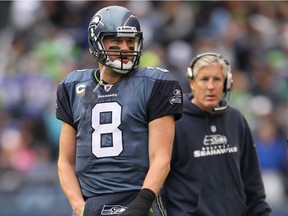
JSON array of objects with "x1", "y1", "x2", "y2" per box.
[{"x1": 93, "y1": 65, "x2": 106, "y2": 92}]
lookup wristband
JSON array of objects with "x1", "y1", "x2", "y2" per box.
[{"x1": 120, "y1": 188, "x2": 155, "y2": 216}]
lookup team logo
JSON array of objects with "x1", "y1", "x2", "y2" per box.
[
  {"x1": 92, "y1": 14, "x2": 101, "y2": 25},
  {"x1": 90, "y1": 14, "x2": 102, "y2": 41},
  {"x1": 101, "y1": 205, "x2": 127, "y2": 215},
  {"x1": 104, "y1": 84, "x2": 113, "y2": 92},
  {"x1": 194, "y1": 134, "x2": 237, "y2": 158},
  {"x1": 203, "y1": 134, "x2": 227, "y2": 145},
  {"x1": 75, "y1": 83, "x2": 87, "y2": 96},
  {"x1": 169, "y1": 88, "x2": 182, "y2": 104}
]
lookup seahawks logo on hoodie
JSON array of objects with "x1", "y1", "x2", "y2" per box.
[
  {"x1": 203, "y1": 134, "x2": 228, "y2": 145},
  {"x1": 193, "y1": 134, "x2": 237, "y2": 158}
]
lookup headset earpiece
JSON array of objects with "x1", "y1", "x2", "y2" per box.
[
  {"x1": 225, "y1": 71, "x2": 233, "y2": 92},
  {"x1": 187, "y1": 67, "x2": 194, "y2": 79},
  {"x1": 186, "y1": 53, "x2": 209, "y2": 80}
]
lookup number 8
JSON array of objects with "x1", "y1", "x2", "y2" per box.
[{"x1": 91, "y1": 102, "x2": 123, "y2": 158}]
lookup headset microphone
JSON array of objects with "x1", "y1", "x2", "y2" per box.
[
  {"x1": 213, "y1": 89, "x2": 231, "y2": 112},
  {"x1": 213, "y1": 106, "x2": 228, "y2": 112}
]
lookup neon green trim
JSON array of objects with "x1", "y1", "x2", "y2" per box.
[
  {"x1": 156, "y1": 196, "x2": 165, "y2": 216},
  {"x1": 81, "y1": 202, "x2": 86, "y2": 216},
  {"x1": 94, "y1": 70, "x2": 104, "y2": 86}
]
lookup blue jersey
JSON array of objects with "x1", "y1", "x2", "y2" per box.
[{"x1": 56, "y1": 67, "x2": 182, "y2": 198}]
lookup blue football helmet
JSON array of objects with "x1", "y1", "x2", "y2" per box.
[{"x1": 88, "y1": 6, "x2": 143, "y2": 74}]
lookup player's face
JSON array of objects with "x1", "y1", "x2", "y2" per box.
[
  {"x1": 190, "y1": 64, "x2": 225, "y2": 113},
  {"x1": 103, "y1": 36, "x2": 135, "y2": 63}
]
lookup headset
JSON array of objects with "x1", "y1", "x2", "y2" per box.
[{"x1": 186, "y1": 52, "x2": 233, "y2": 112}]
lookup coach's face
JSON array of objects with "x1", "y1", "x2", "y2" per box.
[{"x1": 190, "y1": 64, "x2": 225, "y2": 113}]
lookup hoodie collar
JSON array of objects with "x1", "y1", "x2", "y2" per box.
[{"x1": 183, "y1": 93, "x2": 227, "y2": 117}]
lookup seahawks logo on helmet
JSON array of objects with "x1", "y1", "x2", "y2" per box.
[
  {"x1": 90, "y1": 14, "x2": 102, "y2": 40},
  {"x1": 91, "y1": 14, "x2": 102, "y2": 26}
]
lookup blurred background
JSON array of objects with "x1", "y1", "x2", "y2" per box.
[{"x1": 0, "y1": 1, "x2": 287, "y2": 215}]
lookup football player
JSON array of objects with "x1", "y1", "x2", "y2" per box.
[{"x1": 56, "y1": 5, "x2": 183, "y2": 216}]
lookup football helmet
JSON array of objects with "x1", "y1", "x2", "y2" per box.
[{"x1": 88, "y1": 6, "x2": 143, "y2": 74}]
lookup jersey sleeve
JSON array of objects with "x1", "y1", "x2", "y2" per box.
[
  {"x1": 147, "y1": 79, "x2": 183, "y2": 122},
  {"x1": 56, "y1": 83, "x2": 74, "y2": 127}
]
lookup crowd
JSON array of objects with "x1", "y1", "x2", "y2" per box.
[{"x1": 0, "y1": 1, "x2": 287, "y2": 215}]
